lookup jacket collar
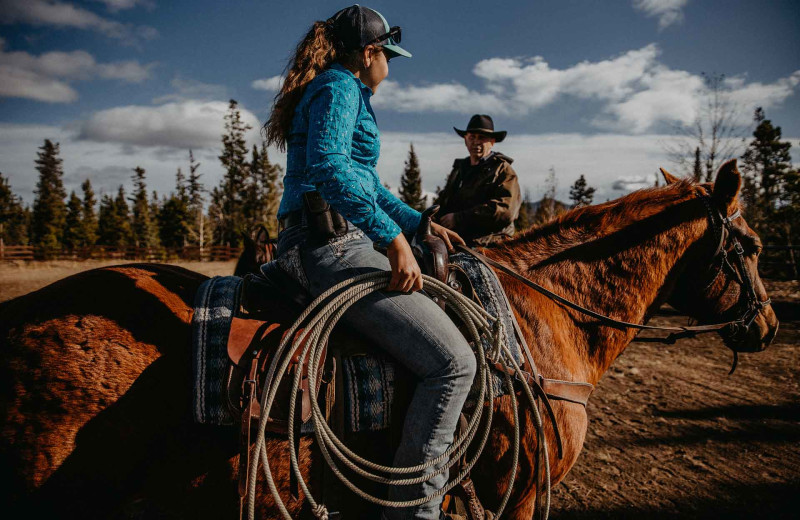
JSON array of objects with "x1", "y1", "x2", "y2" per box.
[{"x1": 330, "y1": 62, "x2": 372, "y2": 96}]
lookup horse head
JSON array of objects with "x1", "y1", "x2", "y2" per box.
[
  {"x1": 662, "y1": 160, "x2": 778, "y2": 353},
  {"x1": 234, "y1": 225, "x2": 275, "y2": 277}
]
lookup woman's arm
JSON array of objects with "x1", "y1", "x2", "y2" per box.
[
  {"x1": 305, "y1": 81, "x2": 402, "y2": 247},
  {"x1": 375, "y1": 183, "x2": 421, "y2": 233}
]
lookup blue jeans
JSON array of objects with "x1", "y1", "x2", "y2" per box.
[{"x1": 273, "y1": 225, "x2": 476, "y2": 520}]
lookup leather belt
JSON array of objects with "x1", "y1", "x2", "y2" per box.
[{"x1": 278, "y1": 210, "x2": 303, "y2": 232}]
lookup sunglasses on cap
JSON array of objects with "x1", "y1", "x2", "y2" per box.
[{"x1": 371, "y1": 26, "x2": 401, "y2": 45}]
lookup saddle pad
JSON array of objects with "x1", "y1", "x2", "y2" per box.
[
  {"x1": 342, "y1": 355, "x2": 396, "y2": 432},
  {"x1": 343, "y1": 252, "x2": 522, "y2": 429},
  {"x1": 192, "y1": 275, "x2": 242, "y2": 425},
  {"x1": 191, "y1": 253, "x2": 521, "y2": 432}
]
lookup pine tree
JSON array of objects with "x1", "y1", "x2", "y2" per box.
[
  {"x1": 98, "y1": 186, "x2": 132, "y2": 248},
  {"x1": 741, "y1": 107, "x2": 792, "y2": 214},
  {"x1": 175, "y1": 167, "x2": 187, "y2": 203},
  {"x1": 214, "y1": 99, "x2": 252, "y2": 246},
  {"x1": 97, "y1": 188, "x2": 131, "y2": 248},
  {"x1": 158, "y1": 169, "x2": 193, "y2": 249},
  {"x1": 243, "y1": 144, "x2": 263, "y2": 229},
  {"x1": 62, "y1": 191, "x2": 83, "y2": 251},
  {"x1": 692, "y1": 147, "x2": 702, "y2": 182},
  {"x1": 97, "y1": 194, "x2": 114, "y2": 247},
  {"x1": 0, "y1": 172, "x2": 28, "y2": 246},
  {"x1": 79, "y1": 179, "x2": 98, "y2": 248},
  {"x1": 399, "y1": 144, "x2": 425, "y2": 211},
  {"x1": 130, "y1": 167, "x2": 158, "y2": 248},
  {"x1": 187, "y1": 149, "x2": 206, "y2": 247},
  {"x1": 247, "y1": 141, "x2": 283, "y2": 236},
  {"x1": 740, "y1": 108, "x2": 795, "y2": 278},
  {"x1": 568, "y1": 174, "x2": 596, "y2": 208},
  {"x1": 31, "y1": 139, "x2": 67, "y2": 256}
]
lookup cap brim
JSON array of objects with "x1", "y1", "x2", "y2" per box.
[
  {"x1": 384, "y1": 43, "x2": 411, "y2": 58},
  {"x1": 454, "y1": 127, "x2": 506, "y2": 142}
]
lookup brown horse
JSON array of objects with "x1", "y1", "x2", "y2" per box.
[{"x1": 0, "y1": 161, "x2": 778, "y2": 519}]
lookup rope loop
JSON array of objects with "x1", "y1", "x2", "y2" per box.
[{"x1": 246, "y1": 272, "x2": 551, "y2": 520}]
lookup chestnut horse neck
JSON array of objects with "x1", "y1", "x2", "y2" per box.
[{"x1": 488, "y1": 181, "x2": 718, "y2": 385}]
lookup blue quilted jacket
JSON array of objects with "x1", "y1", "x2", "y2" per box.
[{"x1": 278, "y1": 63, "x2": 421, "y2": 247}]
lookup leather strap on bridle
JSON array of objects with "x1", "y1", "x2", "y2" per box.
[
  {"x1": 458, "y1": 244, "x2": 742, "y2": 342},
  {"x1": 457, "y1": 193, "x2": 773, "y2": 347}
]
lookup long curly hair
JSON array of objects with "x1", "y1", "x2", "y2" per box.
[
  {"x1": 264, "y1": 22, "x2": 342, "y2": 151},
  {"x1": 264, "y1": 21, "x2": 383, "y2": 150}
]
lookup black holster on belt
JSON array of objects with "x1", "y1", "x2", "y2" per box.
[{"x1": 303, "y1": 191, "x2": 348, "y2": 239}]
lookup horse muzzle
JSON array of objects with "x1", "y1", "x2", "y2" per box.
[{"x1": 724, "y1": 305, "x2": 779, "y2": 353}]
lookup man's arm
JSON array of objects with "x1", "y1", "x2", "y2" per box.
[{"x1": 453, "y1": 163, "x2": 521, "y2": 232}]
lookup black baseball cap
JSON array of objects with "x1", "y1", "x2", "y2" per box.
[{"x1": 327, "y1": 4, "x2": 411, "y2": 59}]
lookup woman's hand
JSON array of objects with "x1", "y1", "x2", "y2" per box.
[
  {"x1": 431, "y1": 222, "x2": 466, "y2": 253},
  {"x1": 386, "y1": 233, "x2": 423, "y2": 293}
]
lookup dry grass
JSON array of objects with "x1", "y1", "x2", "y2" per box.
[{"x1": 0, "y1": 260, "x2": 238, "y2": 303}]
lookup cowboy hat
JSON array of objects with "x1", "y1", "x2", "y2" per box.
[{"x1": 454, "y1": 114, "x2": 507, "y2": 142}]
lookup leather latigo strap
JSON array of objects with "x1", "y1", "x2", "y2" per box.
[{"x1": 540, "y1": 377, "x2": 594, "y2": 407}]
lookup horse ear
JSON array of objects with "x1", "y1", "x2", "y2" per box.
[
  {"x1": 712, "y1": 159, "x2": 741, "y2": 208},
  {"x1": 659, "y1": 167, "x2": 680, "y2": 185},
  {"x1": 254, "y1": 225, "x2": 270, "y2": 247}
]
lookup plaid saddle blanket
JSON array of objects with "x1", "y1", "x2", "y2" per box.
[{"x1": 191, "y1": 253, "x2": 519, "y2": 432}]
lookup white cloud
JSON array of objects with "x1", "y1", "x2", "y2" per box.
[
  {"x1": 0, "y1": 0, "x2": 158, "y2": 44},
  {"x1": 251, "y1": 75, "x2": 283, "y2": 92},
  {"x1": 612, "y1": 176, "x2": 654, "y2": 191},
  {"x1": 633, "y1": 0, "x2": 689, "y2": 29},
  {"x1": 372, "y1": 80, "x2": 508, "y2": 115},
  {"x1": 373, "y1": 45, "x2": 800, "y2": 134},
  {"x1": 0, "y1": 64, "x2": 77, "y2": 102},
  {"x1": 0, "y1": 38, "x2": 155, "y2": 102},
  {"x1": 725, "y1": 71, "x2": 800, "y2": 116},
  {"x1": 91, "y1": 0, "x2": 153, "y2": 12},
  {"x1": 153, "y1": 77, "x2": 229, "y2": 103},
  {"x1": 75, "y1": 100, "x2": 262, "y2": 150}
]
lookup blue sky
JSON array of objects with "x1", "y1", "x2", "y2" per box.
[{"x1": 1, "y1": 0, "x2": 798, "y2": 204}]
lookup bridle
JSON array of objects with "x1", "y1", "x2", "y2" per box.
[
  {"x1": 698, "y1": 194, "x2": 771, "y2": 338},
  {"x1": 459, "y1": 192, "x2": 772, "y2": 349}
]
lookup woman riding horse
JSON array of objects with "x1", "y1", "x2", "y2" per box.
[{"x1": 263, "y1": 5, "x2": 469, "y2": 519}]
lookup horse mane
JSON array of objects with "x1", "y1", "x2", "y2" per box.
[{"x1": 492, "y1": 178, "x2": 709, "y2": 266}]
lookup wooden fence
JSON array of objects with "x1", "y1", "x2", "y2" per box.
[
  {"x1": 761, "y1": 245, "x2": 800, "y2": 280},
  {"x1": 0, "y1": 244, "x2": 242, "y2": 262},
  {"x1": 2, "y1": 243, "x2": 798, "y2": 279}
]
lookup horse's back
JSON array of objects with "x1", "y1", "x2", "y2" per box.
[{"x1": 0, "y1": 264, "x2": 239, "y2": 517}]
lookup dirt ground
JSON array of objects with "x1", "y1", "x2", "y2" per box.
[
  {"x1": 551, "y1": 280, "x2": 800, "y2": 519},
  {"x1": 1, "y1": 262, "x2": 797, "y2": 518}
]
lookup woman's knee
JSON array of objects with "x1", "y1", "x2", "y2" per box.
[{"x1": 453, "y1": 349, "x2": 477, "y2": 381}]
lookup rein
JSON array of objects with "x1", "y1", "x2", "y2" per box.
[{"x1": 457, "y1": 194, "x2": 771, "y2": 347}]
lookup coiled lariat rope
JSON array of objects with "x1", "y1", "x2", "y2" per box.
[{"x1": 246, "y1": 272, "x2": 551, "y2": 520}]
